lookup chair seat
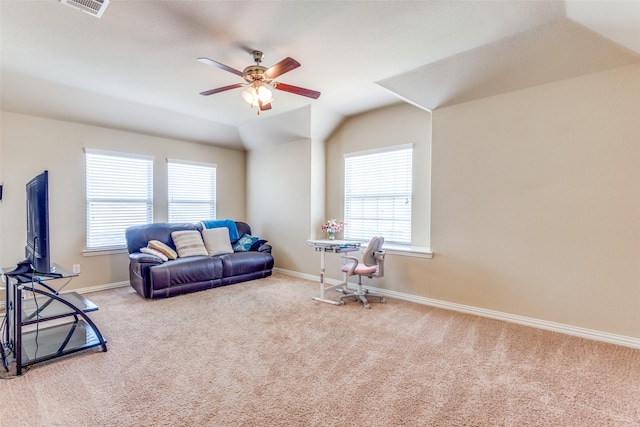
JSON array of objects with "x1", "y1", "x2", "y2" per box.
[{"x1": 341, "y1": 263, "x2": 377, "y2": 276}]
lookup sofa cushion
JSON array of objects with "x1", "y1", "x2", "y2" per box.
[
  {"x1": 202, "y1": 227, "x2": 234, "y2": 256},
  {"x1": 218, "y1": 251, "x2": 274, "y2": 277},
  {"x1": 148, "y1": 256, "x2": 223, "y2": 290},
  {"x1": 235, "y1": 222, "x2": 252, "y2": 242},
  {"x1": 171, "y1": 230, "x2": 208, "y2": 257},
  {"x1": 233, "y1": 233, "x2": 259, "y2": 252},
  {"x1": 148, "y1": 240, "x2": 178, "y2": 260},
  {"x1": 125, "y1": 222, "x2": 199, "y2": 254}
]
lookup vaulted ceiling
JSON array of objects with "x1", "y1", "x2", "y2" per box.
[{"x1": 1, "y1": 1, "x2": 639, "y2": 151}]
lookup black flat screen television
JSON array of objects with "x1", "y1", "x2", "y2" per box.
[{"x1": 24, "y1": 170, "x2": 51, "y2": 274}]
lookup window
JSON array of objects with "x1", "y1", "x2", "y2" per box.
[
  {"x1": 167, "y1": 159, "x2": 216, "y2": 223},
  {"x1": 85, "y1": 149, "x2": 153, "y2": 251},
  {"x1": 344, "y1": 145, "x2": 413, "y2": 244}
]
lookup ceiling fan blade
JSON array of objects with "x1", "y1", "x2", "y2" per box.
[
  {"x1": 197, "y1": 57, "x2": 245, "y2": 77},
  {"x1": 200, "y1": 83, "x2": 244, "y2": 96},
  {"x1": 259, "y1": 100, "x2": 272, "y2": 111},
  {"x1": 265, "y1": 57, "x2": 300, "y2": 79},
  {"x1": 273, "y1": 83, "x2": 321, "y2": 99}
]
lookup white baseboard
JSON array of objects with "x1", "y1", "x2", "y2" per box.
[
  {"x1": 274, "y1": 267, "x2": 640, "y2": 350},
  {"x1": 69, "y1": 280, "x2": 131, "y2": 295}
]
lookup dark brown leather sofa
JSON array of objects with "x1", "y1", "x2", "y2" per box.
[{"x1": 125, "y1": 221, "x2": 273, "y2": 299}]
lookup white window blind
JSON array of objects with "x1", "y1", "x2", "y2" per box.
[
  {"x1": 167, "y1": 159, "x2": 216, "y2": 223},
  {"x1": 85, "y1": 149, "x2": 153, "y2": 251},
  {"x1": 344, "y1": 145, "x2": 413, "y2": 244}
]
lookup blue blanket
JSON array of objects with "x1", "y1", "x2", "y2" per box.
[{"x1": 201, "y1": 219, "x2": 239, "y2": 241}]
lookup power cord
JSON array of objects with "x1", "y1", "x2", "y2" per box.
[
  {"x1": 30, "y1": 270, "x2": 41, "y2": 362},
  {"x1": 0, "y1": 310, "x2": 8, "y2": 373}
]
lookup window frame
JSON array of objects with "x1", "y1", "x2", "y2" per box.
[
  {"x1": 167, "y1": 158, "x2": 217, "y2": 224},
  {"x1": 84, "y1": 148, "x2": 154, "y2": 253},
  {"x1": 343, "y1": 144, "x2": 413, "y2": 245}
]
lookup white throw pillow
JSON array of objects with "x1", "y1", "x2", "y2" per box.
[
  {"x1": 201, "y1": 227, "x2": 234, "y2": 256},
  {"x1": 171, "y1": 230, "x2": 208, "y2": 257}
]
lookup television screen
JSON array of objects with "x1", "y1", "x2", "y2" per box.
[{"x1": 25, "y1": 170, "x2": 51, "y2": 274}]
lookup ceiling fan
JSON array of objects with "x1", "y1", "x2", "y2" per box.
[{"x1": 197, "y1": 50, "x2": 321, "y2": 114}]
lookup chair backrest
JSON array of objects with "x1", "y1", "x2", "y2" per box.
[{"x1": 362, "y1": 236, "x2": 384, "y2": 267}]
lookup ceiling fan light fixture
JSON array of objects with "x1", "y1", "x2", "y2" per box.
[
  {"x1": 242, "y1": 84, "x2": 273, "y2": 107},
  {"x1": 257, "y1": 86, "x2": 273, "y2": 103},
  {"x1": 242, "y1": 87, "x2": 257, "y2": 105}
]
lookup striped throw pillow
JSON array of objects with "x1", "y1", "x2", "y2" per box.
[{"x1": 171, "y1": 230, "x2": 208, "y2": 258}]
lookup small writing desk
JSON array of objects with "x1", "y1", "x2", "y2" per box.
[{"x1": 307, "y1": 239, "x2": 361, "y2": 305}]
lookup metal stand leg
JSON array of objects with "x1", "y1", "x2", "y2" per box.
[{"x1": 312, "y1": 250, "x2": 343, "y2": 305}]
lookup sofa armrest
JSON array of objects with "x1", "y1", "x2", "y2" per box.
[
  {"x1": 255, "y1": 243, "x2": 272, "y2": 254},
  {"x1": 130, "y1": 252, "x2": 164, "y2": 265},
  {"x1": 129, "y1": 252, "x2": 164, "y2": 298}
]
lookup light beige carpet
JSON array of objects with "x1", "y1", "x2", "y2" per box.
[{"x1": 3, "y1": 272, "x2": 639, "y2": 426}]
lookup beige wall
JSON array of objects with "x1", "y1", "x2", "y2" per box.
[
  {"x1": 429, "y1": 63, "x2": 640, "y2": 338},
  {"x1": 309, "y1": 137, "x2": 326, "y2": 244},
  {"x1": 0, "y1": 112, "x2": 245, "y2": 291},
  {"x1": 246, "y1": 139, "x2": 317, "y2": 274}
]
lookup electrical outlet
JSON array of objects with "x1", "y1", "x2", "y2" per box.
[{"x1": 72, "y1": 264, "x2": 81, "y2": 274}]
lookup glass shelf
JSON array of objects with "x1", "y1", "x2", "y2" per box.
[
  {"x1": 21, "y1": 319, "x2": 103, "y2": 365},
  {"x1": 21, "y1": 292, "x2": 98, "y2": 324},
  {"x1": 2, "y1": 263, "x2": 78, "y2": 284}
]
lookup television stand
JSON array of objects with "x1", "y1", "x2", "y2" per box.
[
  {"x1": 1, "y1": 263, "x2": 107, "y2": 377},
  {"x1": 7, "y1": 259, "x2": 63, "y2": 278}
]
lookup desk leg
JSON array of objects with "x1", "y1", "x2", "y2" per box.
[{"x1": 312, "y1": 250, "x2": 342, "y2": 305}]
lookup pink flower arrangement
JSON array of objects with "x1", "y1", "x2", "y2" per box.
[{"x1": 322, "y1": 219, "x2": 345, "y2": 234}]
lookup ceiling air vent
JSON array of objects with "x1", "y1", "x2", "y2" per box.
[{"x1": 61, "y1": 0, "x2": 110, "y2": 18}]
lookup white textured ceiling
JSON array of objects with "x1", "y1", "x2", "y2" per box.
[{"x1": 1, "y1": 1, "x2": 638, "y2": 151}]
